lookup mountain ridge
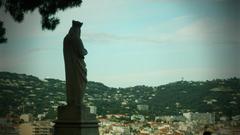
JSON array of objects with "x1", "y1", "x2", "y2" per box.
[{"x1": 0, "y1": 71, "x2": 239, "y2": 120}]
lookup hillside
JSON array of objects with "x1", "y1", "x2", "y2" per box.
[{"x1": 0, "y1": 72, "x2": 239, "y2": 119}]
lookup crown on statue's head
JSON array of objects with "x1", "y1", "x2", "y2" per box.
[{"x1": 72, "y1": 20, "x2": 83, "y2": 27}]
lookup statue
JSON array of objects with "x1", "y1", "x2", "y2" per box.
[
  {"x1": 54, "y1": 20, "x2": 99, "y2": 135},
  {"x1": 63, "y1": 20, "x2": 88, "y2": 106}
]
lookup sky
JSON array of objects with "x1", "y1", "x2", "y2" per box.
[{"x1": 0, "y1": 0, "x2": 239, "y2": 87}]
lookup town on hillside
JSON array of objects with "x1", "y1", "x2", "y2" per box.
[{"x1": 0, "y1": 72, "x2": 240, "y2": 135}]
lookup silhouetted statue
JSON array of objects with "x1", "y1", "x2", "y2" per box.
[
  {"x1": 63, "y1": 20, "x2": 88, "y2": 106},
  {"x1": 54, "y1": 20, "x2": 99, "y2": 135}
]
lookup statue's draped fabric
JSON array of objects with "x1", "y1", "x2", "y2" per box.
[{"x1": 63, "y1": 23, "x2": 87, "y2": 106}]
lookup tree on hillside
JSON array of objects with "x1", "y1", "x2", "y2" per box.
[{"x1": 0, "y1": 0, "x2": 82, "y2": 43}]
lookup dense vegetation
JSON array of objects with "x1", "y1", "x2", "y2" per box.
[{"x1": 0, "y1": 72, "x2": 239, "y2": 120}]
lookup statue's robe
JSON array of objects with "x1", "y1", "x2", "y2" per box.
[{"x1": 63, "y1": 27, "x2": 87, "y2": 106}]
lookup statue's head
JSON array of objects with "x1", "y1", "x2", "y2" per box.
[
  {"x1": 72, "y1": 20, "x2": 83, "y2": 28},
  {"x1": 69, "y1": 20, "x2": 83, "y2": 37}
]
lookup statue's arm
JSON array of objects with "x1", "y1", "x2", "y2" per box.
[
  {"x1": 82, "y1": 42, "x2": 88, "y2": 56},
  {"x1": 75, "y1": 38, "x2": 87, "y2": 58},
  {"x1": 79, "y1": 39, "x2": 88, "y2": 56}
]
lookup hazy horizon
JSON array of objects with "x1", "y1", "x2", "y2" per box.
[
  {"x1": 0, "y1": 71, "x2": 239, "y2": 89},
  {"x1": 0, "y1": 0, "x2": 239, "y2": 87}
]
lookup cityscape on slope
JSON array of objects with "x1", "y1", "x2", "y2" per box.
[{"x1": 0, "y1": 72, "x2": 240, "y2": 135}]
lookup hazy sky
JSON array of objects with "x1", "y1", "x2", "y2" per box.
[{"x1": 0, "y1": 0, "x2": 239, "y2": 87}]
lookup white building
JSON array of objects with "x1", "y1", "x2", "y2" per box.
[
  {"x1": 112, "y1": 125, "x2": 130, "y2": 135},
  {"x1": 89, "y1": 106, "x2": 97, "y2": 114},
  {"x1": 183, "y1": 112, "x2": 215, "y2": 124},
  {"x1": 137, "y1": 104, "x2": 149, "y2": 111},
  {"x1": 131, "y1": 115, "x2": 145, "y2": 122}
]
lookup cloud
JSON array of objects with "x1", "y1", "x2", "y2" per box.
[
  {"x1": 82, "y1": 15, "x2": 240, "y2": 47},
  {"x1": 172, "y1": 17, "x2": 240, "y2": 45},
  {"x1": 83, "y1": 32, "x2": 170, "y2": 45}
]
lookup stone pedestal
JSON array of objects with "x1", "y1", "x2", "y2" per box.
[{"x1": 54, "y1": 105, "x2": 99, "y2": 135}]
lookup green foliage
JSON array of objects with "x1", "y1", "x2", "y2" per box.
[{"x1": 0, "y1": 0, "x2": 82, "y2": 43}]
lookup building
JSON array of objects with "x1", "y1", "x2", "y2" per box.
[
  {"x1": 20, "y1": 114, "x2": 33, "y2": 123},
  {"x1": 19, "y1": 123, "x2": 33, "y2": 135},
  {"x1": 89, "y1": 106, "x2": 97, "y2": 114},
  {"x1": 0, "y1": 118, "x2": 19, "y2": 135},
  {"x1": 183, "y1": 112, "x2": 215, "y2": 124},
  {"x1": 112, "y1": 124, "x2": 130, "y2": 135},
  {"x1": 137, "y1": 104, "x2": 149, "y2": 111},
  {"x1": 19, "y1": 120, "x2": 53, "y2": 135},
  {"x1": 130, "y1": 115, "x2": 145, "y2": 122}
]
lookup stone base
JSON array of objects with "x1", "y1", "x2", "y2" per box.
[
  {"x1": 54, "y1": 121, "x2": 99, "y2": 135},
  {"x1": 54, "y1": 105, "x2": 99, "y2": 135}
]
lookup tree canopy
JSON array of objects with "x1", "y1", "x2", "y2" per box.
[{"x1": 0, "y1": 0, "x2": 82, "y2": 43}]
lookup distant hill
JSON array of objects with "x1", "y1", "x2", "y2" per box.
[{"x1": 0, "y1": 72, "x2": 239, "y2": 119}]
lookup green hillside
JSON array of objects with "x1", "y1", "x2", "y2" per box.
[{"x1": 0, "y1": 72, "x2": 239, "y2": 120}]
